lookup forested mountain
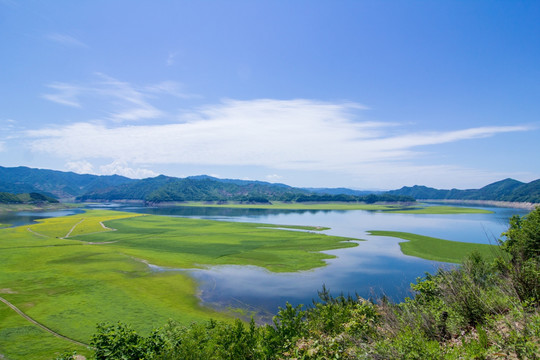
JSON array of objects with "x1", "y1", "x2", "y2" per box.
[
  {"x1": 388, "y1": 178, "x2": 540, "y2": 203},
  {"x1": 78, "y1": 175, "x2": 310, "y2": 202},
  {"x1": 0, "y1": 166, "x2": 134, "y2": 199},
  {"x1": 77, "y1": 175, "x2": 415, "y2": 203},
  {"x1": 1, "y1": 166, "x2": 538, "y2": 203}
]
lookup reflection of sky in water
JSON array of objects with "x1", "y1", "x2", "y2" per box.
[
  {"x1": 136, "y1": 205, "x2": 527, "y2": 316},
  {"x1": 0, "y1": 209, "x2": 84, "y2": 227},
  {"x1": 190, "y1": 206, "x2": 528, "y2": 245},
  {"x1": 156, "y1": 235, "x2": 452, "y2": 316}
]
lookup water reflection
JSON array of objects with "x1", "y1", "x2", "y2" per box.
[
  {"x1": 111, "y1": 204, "x2": 527, "y2": 316},
  {"x1": 0, "y1": 209, "x2": 84, "y2": 228}
]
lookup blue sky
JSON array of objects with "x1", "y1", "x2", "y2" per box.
[{"x1": 1, "y1": 0, "x2": 539, "y2": 190}]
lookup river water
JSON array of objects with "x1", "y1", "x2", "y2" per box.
[{"x1": 1, "y1": 204, "x2": 529, "y2": 320}]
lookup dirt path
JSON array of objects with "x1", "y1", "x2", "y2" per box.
[
  {"x1": 99, "y1": 221, "x2": 115, "y2": 231},
  {"x1": 26, "y1": 227, "x2": 48, "y2": 238},
  {"x1": 63, "y1": 218, "x2": 86, "y2": 238},
  {"x1": 0, "y1": 296, "x2": 89, "y2": 348}
]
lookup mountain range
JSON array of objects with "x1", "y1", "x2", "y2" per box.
[
  {"x1": 0, "y1": 166, "x2": 538, "y2": 203},
  {"x1": 388, "y1": 178, "x2": 540, "y2": 203}
]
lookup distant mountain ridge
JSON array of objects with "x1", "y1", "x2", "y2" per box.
[
  {"x1": 77, "y1": 175, "x2": 311, "y2": 202},
  {"x1": 388, "y1": 178, "x2": 540, "y2": 203},
  {"x1": 0, "y1": 166, "x2": 538, "y2": 204}
]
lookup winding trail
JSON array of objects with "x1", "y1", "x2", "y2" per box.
[
  {"x1": 26, "y1": 227, "x2": 48, "y2": 238},
  {"x1": 63, "y1": 218, "x2": 86, "y2": 238},
  {"x1": 0, "y1": 296, "x2": 90, "y2": 348},
  {"x1": 99, "y1": 221, "x2": 115, "y2": 231}
]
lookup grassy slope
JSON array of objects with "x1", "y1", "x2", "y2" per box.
[
  {"x1": 0, "y1": 210, "x2": 356, "y2": 359},
  {"x1": 368, "y1": 230, "x2": 502, "y2": 263},
  {"x1": 0, "y1": 305, "x2": 90, "y2": 360},
  {"x1": 174, "y1": 201, "x2": 492, "y2": 214}
]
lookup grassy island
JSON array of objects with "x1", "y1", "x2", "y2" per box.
[{"x1": 368, "y1": 230, "x2": 501, "y2": 263}]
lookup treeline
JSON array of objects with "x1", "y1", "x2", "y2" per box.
[
  {"x1": 0, "y1": 192, "x2": 59, "y2": 204},
  {"x1": 78, "y1": 176, "x2": 415, "y2": 204},
  {"x1": 78, "y1": 177, "x2": 308, "y2": 203},
  {"x1": 295, "y1": 193, "x2": 414, "y2": 203},
  {"x1": 57, "y1": 208, "x2": 540, "y2": 359}
]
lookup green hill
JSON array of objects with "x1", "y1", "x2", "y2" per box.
[
  {"x1": 0, "y1": 166, "x2": 134, "y2": 199},
  {"x1": 388, "y1": 178, "x2": 540, "y2": 203}
]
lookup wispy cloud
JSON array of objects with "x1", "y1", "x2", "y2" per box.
[
  {"x1": 40, "y1": 75, "x2": 195, "y2": 122},
  {"x1": 166, "y1": 52, "x2": 177, "y2": 66},
  {"x1": 45, "y1": 33, "x2": 88, "y2": 48},
  {"x1": 145, "y1": 81, "x2": 197, "y2": 99},
  {"x1": 41, "y1": 83, "x2": 82, "y2": 107},
  {"x1": 26, "y1": 98, "x2": 531, "y2": 185},
  {"x1": 0, "y1": 119, "x2": 17, "y2": 131}
]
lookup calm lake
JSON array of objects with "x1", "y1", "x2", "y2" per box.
[{"x1": 2, "y1": 204, "x2": 530, "y2": 320}]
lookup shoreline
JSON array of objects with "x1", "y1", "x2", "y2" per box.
[{"x1": 420, "y1": 199, "x2": 538, "y2": 210}]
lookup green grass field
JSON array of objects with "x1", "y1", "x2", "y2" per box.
[
  {"x1": 172, "y1": 201, "x2": 493, "y2": 214},
  {"x1": 0, "y1": 210, "x2": 357, "y2": 359},
  {"x1": 0, "y1": 303, "x2": 90, "y2": 360},
  {"x1": 367, "y1": 230, "x2": 502, "y2": 263}
]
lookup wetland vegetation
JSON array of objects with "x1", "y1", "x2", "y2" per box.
[
  {"x1": 0, "y1": 201, "x2": 536, "y2": 359},
  {"x1": 0, "y1": 209, "x2": 356, "y2": 358},
  {"x1": 367, "y1": 231, "x2": 501, "y2": 263}
]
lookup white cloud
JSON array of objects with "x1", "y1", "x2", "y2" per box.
[
  {"x1": 66, "y1": 160, "x2": 95, "y2": 174},
  {"x1": 266, "y1": 174, "x2": 283, "y2": 182},
  {"x1": 25, "y1": 98, "x2": 530, "y2": 183},
  {"x1": 46, "y1": 33, "x2": 88, "y2": 48},
  {"x1": 99, "y1": 161, "x2": 158, "y2": 179},
  {"x1": 0, "y1": 141, "x2": 5, "y2": 152}
]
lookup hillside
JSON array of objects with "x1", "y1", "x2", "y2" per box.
[
  {"x1": 76, "y1": 175, "x2": 414, "y2": 203},
  {"x1": 388, "y1": 178, "x2": 540, "y2": 203},
  {"x1": 0, "y1": 166, "x2": 134, "y2": 199},
  {"x1": 1, "y1": 166, "x2": 537, "y2": 204},
  {"x1": 76, "y1": 175, "x2": 306, "y2": 202}
]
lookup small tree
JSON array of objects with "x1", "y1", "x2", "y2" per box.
[
  {"x1": 501, "y1": 206, "x2": 540, "y2": 263},
  {"x1": 500, "y1": 206, "x2": 540, "y2": 303}
]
